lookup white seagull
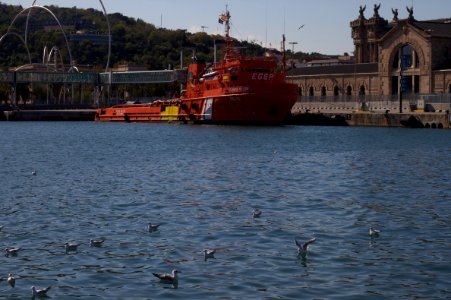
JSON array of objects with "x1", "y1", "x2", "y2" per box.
[
  {"x1": 31, "y1": 170, "x2": 37, "y2": 176},
  {"x1": 204, "y1": 249, "x2": 216, "y2": 261},
  {"x1": 5, "y1": 247, "x2": 21, "y2": 257},
  {"x1": 7, "y1": 273, "x2": 15, "y2": 287},
  {"x1": 148, "y1": 223, "x2": 161, "y2": 233},
  {"x1": 65, "y1": 242, "x2": 79, "y2": 253},
  {"x1": 90, "y1": 239, "x2": 105, "y2": 247},
  {"x1": 152, "y1": 269, "x2": 180, "y2": 284},
  {"x1": 252, "y1": 209, "x2": 262, "y2": 218},
  {"x1": 369, "y1": 227, "x2": 380, "y2": 238},
  {"x1": 31, "y1": 286, "x2": 51, "y2": 298},
  {"x1": 295, "y1": 238, "x2": 316, "y2": 256}
]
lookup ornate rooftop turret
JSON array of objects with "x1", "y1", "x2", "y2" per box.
[
  {"x1": 351, "y1": 3, "x2": 389, "y2": 63},
  {"x1": 391, "y1": 8, "x2": 399, "y2": 23},
  {"x1": 373, "y1": 3, "x2": 381, "y2": 18},
  {"x1": 406, "y1": 6, "x2": 415, "y2": 23}
]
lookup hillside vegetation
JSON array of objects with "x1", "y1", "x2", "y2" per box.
[{"x1": 0, "y1": 2, "x2": 322, "y2": 72}]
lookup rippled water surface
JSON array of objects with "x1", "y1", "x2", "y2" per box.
[{"x1": 1, "y1": 122, "x2": 450, "y2": 299}]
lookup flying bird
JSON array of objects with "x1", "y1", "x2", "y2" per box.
[
  {"x1": 295, "y1": 238, "x2": 316, "y2": 256},
  {"x1": 31, "y1": 286, "x2": 51, "y2": 298},
  {"x1": 152, "y1": 269, "x2": 180, "y2": 284},
  {"x1": 298, "y1": 24, "x2": 305, "y2": 30}
]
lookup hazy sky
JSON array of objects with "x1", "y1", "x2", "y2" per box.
[{"x1": 1, "y1": 0, "x2": 450, "y2": 55}]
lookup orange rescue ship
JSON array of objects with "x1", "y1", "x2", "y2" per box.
[{"x1": 95, "y1": 8, "x2": 298, "y2": 125}]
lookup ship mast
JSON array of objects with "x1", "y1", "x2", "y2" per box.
[
  {"x1": 282, "y1": 34, "x2": 286, "y2": 73},
  {"x1": 219, "y1": 6, "x2": 234, "y2": 61}
]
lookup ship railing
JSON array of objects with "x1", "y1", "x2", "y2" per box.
[{"x1": 99, "y1": 70, "x2": 176, "y2": 84}]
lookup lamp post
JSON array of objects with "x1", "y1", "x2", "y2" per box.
[{"x1": 289, "y1": 41, "x2": 298, "y2": 54}]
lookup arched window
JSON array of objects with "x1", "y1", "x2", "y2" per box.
[
  {"x1": 298, "y1": 86, "x2": 303, "y2": 96},
  {"x1": 394, "y1": 44, "x2": 420, "y2": 70},
  {"x1": 333, "y1": 86, "x2": 339, "y2": 96},
  {"x1": 321, "y1": 86, "x2": 326, "y2": 96},
  {"x1": 346, "y1": 85, "x2": 352, "y2": 96},
  {"x1": 391, "y1": 44, "x2": 421, "y2": 95},
  {"x1": 309, "y1": 86, "x2": 314, "y2": 96}
]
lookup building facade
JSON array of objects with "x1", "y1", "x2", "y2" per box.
[{"x1": 287, "y1": 5, "x2": 451, "y2": 112}]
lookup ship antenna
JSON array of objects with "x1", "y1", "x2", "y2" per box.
[
  {"x1": 219, "y1": 6, "x2": 234, "y2": 61},
  {"x1": 282, "y1": 34, "x2": 286, "y2": 73},
  {"x1": 224, "y1": 5, "x2": 230, "y2": 39}
]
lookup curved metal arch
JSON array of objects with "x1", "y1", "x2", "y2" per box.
[
  {"x1": 98, "y1": 0, "x2": 112, "y2": 72},
  {"x1": 30, "y1": 0, "x2": 112, "y2": 72},
  {"x1": 0, "y1": 32, "x2": 32, "y2": 66},
  {"x1": 47, "y1": 46, "x2": 65, "y2": 71},
  {"x1": 24, "y1": 0, "x2": 38, "y2": 45},
  {"x1": 8, "y1": 5, "x2": 74, "y2": 72}
]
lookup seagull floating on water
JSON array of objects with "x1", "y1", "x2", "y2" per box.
[
  {"x1": 148, "y1": 223, "x2": 161, "y2": 233},
  {"x1": 31, "y1": 170, "x2": 37, "y2": 176},
  {"x1": 5, "y1": 247, "x2": 21, "y2": 257},
  {"x1": 65, "y1": 243, "x2": 79, "y2": 253},
  {"x1": 90, "y1": 239, "x2": 105, "y2": 247},
  {"x1": 31, "y1": 286, "x2": 51, "y2": 298},
  {"x1": 295, "y1": 238, "x2": 316, "y2": 257},
  {"x1": 7, "y1": 273, "x2": 15, "y2": 287},
  {"x1": 152, "y1": 269, "x2": 180, "y2": 284},
  {"x1": 252, "y1": 209, "x2": 262, "y2": 218},
  {"x1": 369, "y1": 227, "x2": 380, "y2": 238},
  {"x1": 204, "y1": 249, "x2": 216, "y2": 261}
]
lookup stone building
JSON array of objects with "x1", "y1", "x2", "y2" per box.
[{"x1": 287, "y1": 5, "x2": 451, "y2": 111}]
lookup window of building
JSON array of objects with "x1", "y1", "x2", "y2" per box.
[
  {"x1": 359, "y1": 85, "x2": 365, "y2": 95},
  {"x1": 298, "y1": 86, "x2": 303, "y2": 96},
  {"x1": 414, "y1": 76, "x2": 419, "y2": 93},
  {"x1": 346, "y1": 85, "x2": 352, "y2": 96},
  {"x1": 334, "y1": 86, "x2": 339, "y2": 96},
  {"x1": 394, "y1": 44, "x2": 420, "y2": 70},
  {"x1": 401, "y1": 44, "x2": 414, "y2": 69},
  {"x1": 321, "y1": 86, "x2": 326, "y2": 96},
  {"x1": 309, "y1": 86, "x2": 314, "y2": 96}
]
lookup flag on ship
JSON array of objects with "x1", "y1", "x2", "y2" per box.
[{"x1": 218, "y1": 13, "x2": 228, "y2": 24}]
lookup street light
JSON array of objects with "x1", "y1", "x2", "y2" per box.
[{"x1": 289, "y1": 41, "x2": 298, "y2": 53}]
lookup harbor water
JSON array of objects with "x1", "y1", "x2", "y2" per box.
[{"x1": 1, "y1": 122, "x2": 450, "y2": 299}]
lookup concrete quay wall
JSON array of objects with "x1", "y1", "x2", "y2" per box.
[
  {"x1": 290, "y1": 102, "x2": 450, "y2": 128},
  {"x1": 2, "y1": 109, "x2": 97, "y2": 121}
]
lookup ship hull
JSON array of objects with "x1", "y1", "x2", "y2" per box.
[{"x1": 96, "y1": 83, "x2": 298, "y2": 125}]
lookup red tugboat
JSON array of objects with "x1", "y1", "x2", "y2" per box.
[{"x1": 95, "y1": 8, "x2": 298, "y2": 125}]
